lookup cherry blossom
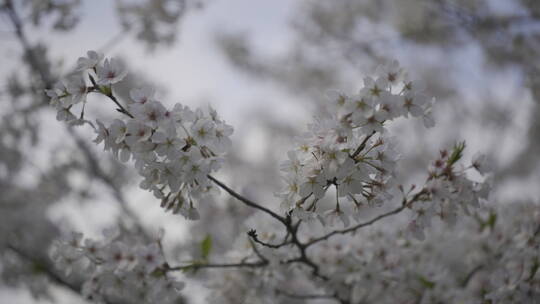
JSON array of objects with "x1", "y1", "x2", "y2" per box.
[{"x1": 44, "y1": 53, "x2": 530, "y2": 304}]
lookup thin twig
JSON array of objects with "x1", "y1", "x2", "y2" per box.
[
  {"x1": 351, "y1": 130, "x2": 376, "y2": 159},
  {"x1": 248, "y1": 229, "x2": 291, "y2": 249}
]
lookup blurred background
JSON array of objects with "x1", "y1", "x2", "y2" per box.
[{"x1": 0, "y1": 0, "x2": 539, "y2": 303}]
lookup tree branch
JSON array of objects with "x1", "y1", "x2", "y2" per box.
[
  {"x1": 247, "y1": 229, "x2": 291, "y2": 249},
  {"x1": 207, "y1": 174, "x2": 287, "y2": 224},
  {"x1": 2, "y1": 0, "x2": 147, "y2": 238},
  {"x1": 6, "y1": 244, "x2": 82, "y2": 295},
  {"x1": 166, "y1": 260, "x2": 268, "y2": 272},
  {"x1": 276, "y1": 289, "x2": 338, "y2": 301},
  {"x1": 461, "y1": 265, "x2": 483, "y2": 287},
  {"x1": 304, "y1": 189, "x2": 426, "y2": 249}
]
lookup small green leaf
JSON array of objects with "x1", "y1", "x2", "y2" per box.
[
  {"x1": 528, "y1": 258, "x2": 539, "y2": 281},
  {"x1": 486, "y1": 212, "x2": 497, "y2": 229},
  {"x1": 417, "y1": 275, "x2": 436, "y2": 289},
  {"x1": 447, "y1": 141, "x2": 466, "y2": 166},
  {"x1": 99, "y1": 85, "x2": 112, "y2": 96},
  {"x1": 201, "y1": 234, "x2": 212, "y2": 260},
  {"x1": 478, "y1": 211, "x2": 497, "y2": 232}
]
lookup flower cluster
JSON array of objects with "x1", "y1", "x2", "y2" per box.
[
  {"x1": 50, "y1": 229, "x2": 184, "y2": 303},
  {"x1": 205, "y1": 201, "x2": 538, "y2": 304},
  {"x1": 406, "y1": 143, "x2": 491, "y2": 240},
  {"x1": 45, "y1": 50, "x2": 118, "y2": 123},
  {"x1": 45, "y1": 54, "x2": 506, "y2": 304},
  {"x1": 47, "y1": 51, "x2": 234, "y2": 218},
  {"x1": 277, "y1": 60, "x2": 435, "y2": 225}
]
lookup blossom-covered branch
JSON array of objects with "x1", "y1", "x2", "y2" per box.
[{"x1": 45, "y1": 51, "x2": 503, "y2": 304}]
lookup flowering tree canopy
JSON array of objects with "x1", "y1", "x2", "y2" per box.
[{"x1": 1, "y1": 1, "x2": 539, "y2": 304}]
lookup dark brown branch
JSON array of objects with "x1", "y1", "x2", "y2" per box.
[
  {"x1": 6, "y1": 244, "x2": 82, "y2": 295},
  {"x1": 461, "y1": 265, "x2": 483, "y2": 287},
  {"x1": 283, "y1": 220, "x2": 330, "y2": 281},
  {"x1": 304, "y1": 189, "x2": 426, "y2": 249},
  {"x1": 534, "y1": 223, "x2": 540, "y2": 237},
  {"x1": 107, "y1": 92, "x2": 134, "y2": 118},
  {"x1": 248, "y1": 229, "x2": 291, "y2": 249},
  {"x1": 207, "y1": 174, "x2": 287, "y2": 224},
  {"x1": 249, "y1": 238, "x2": 269, "y2": 263},
  {"x1": 166, "y1": 260, "x2": 268, "y2": 272},
  {"x1": 276, "y1": 289, "x2": 338, "y2": 301},
  {"x1": 88, "y1": 77, "x2": 134, "y2": 119}
]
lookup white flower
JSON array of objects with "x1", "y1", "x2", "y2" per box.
[
  {"x1": 422, "y1": 107, "x2": 435, "y2": 128},
  {"x1": 109, "y1": 119, "x2": 128, "y2": 144},
  {"x1": 324, "y1": 207, "x2": 350, "y2": 227},
  {"x1": 299, "y1": 174, "x2": 327, "y2": 199},
  {"x1": 280, "y1": 151, "x2": 302, "y2": 174},
  {"x1": 402, "y1": 92, "x2": 427, "y2": 117},
  {"x1": 278, "y1": 175, "x2": 301, "y2": 203},
  {"x1": 56, "y1": 107, "x2": 77, "y2": 122},
  {"x1": 76, "y1": 50, "x2": 104, "y2": 71},
  {"x1": 129, "y1": 86, "x2": 155, "y2": 107},
  {"x1": 103, "y1": 242, "x2": 128, "y2": 270},
  {"x1": 426, "y1": 179, "x2": 451, "y2": 201},
  {"x1": 361, "y1": 76, "x2": 388, "y2": 98},
  {"x1": 125, "y1": 120, "x2": 152, "y2": 147},
  {"x1": 137, "y1": 243, "x2": 163, "y2": 272},
  {"x1": 179, "y1": 206, "x2": 200, "y2": 220},
  {"x1": 151, "y1": 130, "x2": 185, "y2": 157},
  {"x1": 63, "y1": 231, "x2": 84, "y2": 248},
  {"x1": 160, "y1": 162, "x2": 183, "y2": 192},
  {"x1": 402, "y1": 76, "x2": 426, "y2": 94},
  {"x1": 93, "y1": 120, "x2": 109, "y2": 145},
  {"x1": 337, "y1": 171, "x2": 365, "y2": 197},
  {"x1": 212, "y1": 123, "x2": 234, "y2": 152},
  {"x1": 418, "y1": 97, "x2": 436, "y2": 128},
  {"x1": 378, "y1": 92, "x2": 402, "y2": 121},
  {"x1": 183, "y1": 153, "x2": 208, "y2": 183},
  {"x1": 360, "y1": 109, "x2": 385, "y2": 134},
  {"x1": 191, "y1": 119, "x2": 215, "y2": 145},
  {"x1": 83, "y1": 239, "x2": 103, "y2": 260},
  {"x1": 471, "y1": 152, "x2": 492, "y2": 176},
  {"x1": 376, "y1": 59, "x2": 403, "y2": 86},
  {"x1": 347, "y1": 93, "x2": 374, "y2": 119},
  {"x1": 132, "y1": 100, "x2": 166, "y2": 128},
  {"x1": 97, "y1": 58, "x2": 127, "y2": 85},
  {"x1": 45, "y1": 82, "x2": 67, "y2": 107},
  {"x1": 321, "y1": 145, "x2": 348, "y2": 180},
  {"x1": 411, "y1": 201, "x2": 436, "y2": 229}
]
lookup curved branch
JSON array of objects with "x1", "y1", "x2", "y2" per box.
[
  {"x1": 247, "y1": 229, "x2": 291, "y2": 249},
  {"x1": 208, "y1": 174, "x2": 287, "y2": 224},
  {"x1": 304, "y1": 190, "x2": 426, "y2": 249}
]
